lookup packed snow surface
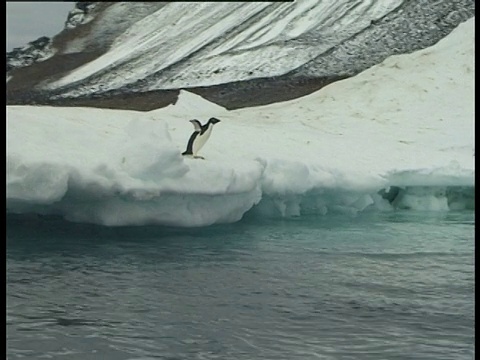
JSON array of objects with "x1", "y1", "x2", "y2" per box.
[{"x1": 7, "y1": 18, "x2": 474, "y2": 227}]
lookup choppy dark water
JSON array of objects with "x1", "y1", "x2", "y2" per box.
[{"x1": 7, "y1": 211, "x2": 474, "y2": 360}]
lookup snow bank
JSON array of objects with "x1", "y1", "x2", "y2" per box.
[{"x1": 6, "y1": 19, "x2": 474, "y2": 227}]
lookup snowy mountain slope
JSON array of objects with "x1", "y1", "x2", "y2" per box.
[
  {"x1": 6, "y1": 0, "x2": 474, "y2": 110},
  {"x1": 6, "y1": 18, "x2": 474, "y2": 227},
  {"x1": 59, "y1": 2, "x2": 169, "y2": 54},
  {"x1": 47, "y1": 1, "x2": 402, "y2": 93}
]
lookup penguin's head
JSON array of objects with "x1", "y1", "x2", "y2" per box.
[
  {"x1": 208, "y1": 117, "x2": 221, "y2": 125},
  {"x1": 189, "y1": 119, "x2": 202, "y2": 132}
]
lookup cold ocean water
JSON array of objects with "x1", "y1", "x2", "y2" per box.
[{"x1": 7, "y1": 210, "x2": 474, "y2": 360}]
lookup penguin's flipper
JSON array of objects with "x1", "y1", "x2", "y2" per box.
[{"x1": 189, "y1": 119, "x2": 202, "y2": 132}]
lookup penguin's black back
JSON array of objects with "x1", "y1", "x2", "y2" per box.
[
  {"x1": 182, "y1": 131, "x2": 199, "y2": 155},
  {"x1": 182, "y1": 118, "x2": 221, "y2": 156}
]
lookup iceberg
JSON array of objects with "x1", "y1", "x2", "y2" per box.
[{"x1": 6, "y1": 18, "x2": 474, "y2": 227}]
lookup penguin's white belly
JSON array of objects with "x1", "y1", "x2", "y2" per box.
[{"x1": 192, "y1": 126, "x2": 213, "y2": 155}]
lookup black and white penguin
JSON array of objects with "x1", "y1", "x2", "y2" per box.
[{"x1": 182, "y1": 117, "x2": 221, "y2": 159}]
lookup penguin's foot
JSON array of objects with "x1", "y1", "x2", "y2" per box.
[{"x1": 193, "y1": 155, "x2": 205, "y2": 160}]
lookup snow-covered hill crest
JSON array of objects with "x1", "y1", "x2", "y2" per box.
[{"x1": 6, "y1": 37, "x2": 55, "y2": 73}]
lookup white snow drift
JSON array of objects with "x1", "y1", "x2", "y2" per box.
[{"x1": 6, "y1": 18, "x2": 474, "y2": 227}]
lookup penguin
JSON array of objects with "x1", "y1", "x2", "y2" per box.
[{"x1": 182, "y1": 117, "x2": 221, "y2": 159}]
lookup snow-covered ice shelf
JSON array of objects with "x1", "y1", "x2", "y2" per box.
[{"x1": 7, "y1": 18, "x2": 474, "y2": 227}]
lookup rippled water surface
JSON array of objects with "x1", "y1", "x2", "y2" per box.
[{"x1": 7, "y1": 211, "x2": 474, "y2": 360}]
